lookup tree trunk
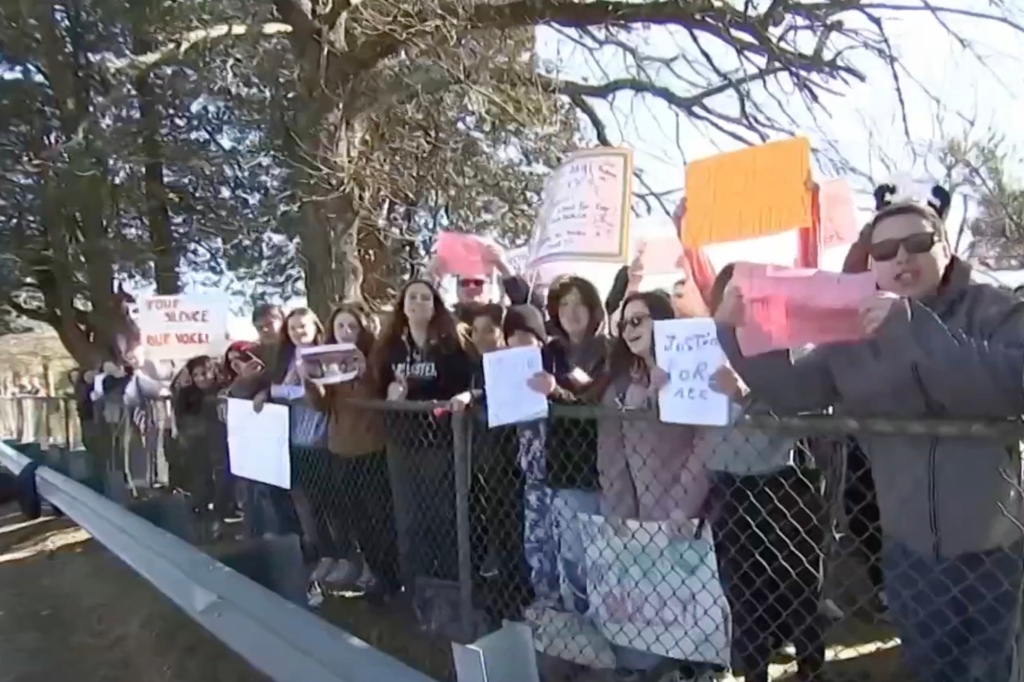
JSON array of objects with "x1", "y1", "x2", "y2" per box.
[
  {"x1": 135, "y1": 53, "x2": 181, "y2": 295},
  {"x1": 292, "y1": 91, "x2": 363, "y2": 318}
]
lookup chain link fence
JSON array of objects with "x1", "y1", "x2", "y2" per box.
[{"x1": 1, "y1": 394, "x2": 1021, "y2": 682}]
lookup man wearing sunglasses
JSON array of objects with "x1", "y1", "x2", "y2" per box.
[
  {"x1": 429, "y1": 241, "x2": 543, "y2": 324},
  {"x1": 718, "y1": 184, "x2": 1024, "y2": 682}
]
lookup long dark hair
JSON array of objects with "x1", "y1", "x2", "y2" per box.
[
  {"x1": 173, "y1": 355, "x2": 218, "y2": 416},
  {"x1": 270, "y1": 307, "x2": 325, "y2": 384},
  {"x1": 546, "y1": 275, "x2": 605, "y2": 340},
  {"x1": 604, "y1": 290, "x2": 675, "y2": 388},
  {"x1": 325, "y1": 301, "x2": 376, "y2": 357}
]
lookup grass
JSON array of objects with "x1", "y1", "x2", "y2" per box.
[{"x1": 0, "y1": 509, "x2": 268, "y2": 682}]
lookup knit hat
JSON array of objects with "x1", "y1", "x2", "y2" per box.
[{"x1": 502, "y1": 305, "x2": 547, "y2": 344}]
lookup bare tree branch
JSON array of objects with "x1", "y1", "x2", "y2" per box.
[{"x1": 106, "y1": 22, "x2": 294, "y2": 73}]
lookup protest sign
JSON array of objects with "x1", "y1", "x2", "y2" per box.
[
  {"x1": 436, "y1": 232, "x2": 493, "y2": 278},
  {"x1": 684, "y1": 138, "x2": 813, "y2": 248},
  {"x1": 482, "y1": 346, "x2": 548, "y2": 427},
  {"x1": 227, "y1": 398, "x2": 291, "y2": 489},
  {"x1": 139, "y1": 294, "x2": 229, "y2": 360},
  {"x1": 531, "y1": 148, "x2": 632, "y2": 266},
  {"x1": 732, "y1": 262, "x2": 877, "y2": 355},
  {"x1": 297, "y1": 343, "x2": 363, "y2": 385},
  {"x1": 653, "y1": 318, "x2": 729, "y2": 426},
  {"x1": 578, "y1": 513, "x2": 731, "y2": 666},
  {"x1": 817, "y1": 179, "x2": 859, "y2": 250}
]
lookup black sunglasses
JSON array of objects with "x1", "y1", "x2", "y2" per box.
[
  {"x1": 869, "y1": 232, "x2": 937, "y2": 262},
  {"x1": 618, "y1": 314, "x2": 650, "y2": 331}
]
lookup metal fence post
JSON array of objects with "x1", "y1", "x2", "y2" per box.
[{"x1": 452, "y1": 410, "x2": 474, "y2": 642}]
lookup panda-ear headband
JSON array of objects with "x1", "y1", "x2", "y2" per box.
[{"x1": 873, "y1": 182, "x2": 951, "y2": 220}]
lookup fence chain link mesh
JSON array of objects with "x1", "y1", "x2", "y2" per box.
[{"x1": 1, "y1": 396, "x2": 1021, "y2": 682}]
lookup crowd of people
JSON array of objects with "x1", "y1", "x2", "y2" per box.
[{"x1": 54, "y1": 186, "x2": 1024, "y2": 682}]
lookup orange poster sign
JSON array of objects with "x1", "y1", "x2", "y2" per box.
[{"x1": 683, "y1": 138, "x2": 813, "y2": 248}]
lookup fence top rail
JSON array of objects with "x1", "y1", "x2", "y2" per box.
[
  {"x1": 7, "y1": 394, "x2": 1022, "y2": 439},
  {"x1": 0, "y1": 442, "x2": 438, "y2": 682}
]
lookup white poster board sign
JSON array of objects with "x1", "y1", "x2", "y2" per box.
[
  {"x1": 226, "y1": 398, "x2": 291, "y2": 489},
  {"x1": 482, "y1": 346, "x2": 548, "y2": 427},
  {"x1": 139, "y1": 294, "x2": 229, "y2": 361},
  {"x1": 530, "y1": 148, "x2": 632, "y2": 266},
  {"x1": 653, "y1": 318, "x2": 729, "y2": 426}
]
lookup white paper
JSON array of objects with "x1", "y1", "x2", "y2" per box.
[
  {"x1": 269, "y1": 383, "x2": 305, "y2": 401},
  {"x1": 226, "y1": 398, "x2": 291, "y2": 489},
  {"x1": 297, "y1": 343, "x2": 360, "y2": 385},
  {"x1": 482, "y1": 346, "x2": 549, "y2": 427},
  {"x1": 531, "y1": 149, "x2": 632, "y2": 266},
  {"x1": 653, "y1": 318, "x2": 730, "y2": 427},
  {"x1": 139, "y1": 293, "x2": 230, "y2": 361}
]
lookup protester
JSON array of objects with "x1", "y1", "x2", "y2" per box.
[
  {"x1": 171, "y1": 355, "x2": 230, "y2": 532},
  {"x1": 453, "y1": 302, "x2": 533, "y2": 623},
  {"x1": 701, "y1": 266, "x2": 827, "y2": 682},
  {"x1": 450, "y1": 305, "x2": 595, "y2": 616},
  {"x1": 230, "y1": 304, "x2": 289, "y2": 539},
  {"x1": 716, "y1": 184, "x2": 1024, "y2": 682},
  {"x1": 595, "y1": 290, "x2": 712, "y2": 679},
  {"x1": 302, "y1": 302, "x2": 401, "y2": 599},
  {"x1": 254, "y1": 308, "x2": 326, "y2": 574},
  {"x1": 429, "y1": 241, "x2": 540, "y2": 324},
  {"x1": 369, "y1": 279, "x2": 473, "y2": 597}
]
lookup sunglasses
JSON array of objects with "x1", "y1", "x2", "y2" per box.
[
  {"x1": 459, "y1": 278, "x2": 485, "y2": 288},
  {"x1": 619, "y1": 314, "x2": 650, "y2": 332},
  {"x1": 869, "y1": 232, "x2": 938, "y2": 262}
]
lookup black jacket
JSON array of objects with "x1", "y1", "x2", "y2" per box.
[{"x1": 470, "y1": 339, "x2": 599, "y2": 490}]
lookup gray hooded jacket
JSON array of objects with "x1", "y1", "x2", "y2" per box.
[{"x1": 718, "y1": 259, "x2": 1024, "y2": 558}]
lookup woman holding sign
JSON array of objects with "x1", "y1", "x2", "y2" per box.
[
  {"x1": 716, "y1": 185, "x2": 1024, "y2": 682},
  {"x1": 302, "y1": 302, "x2": 400, "y2": 601},
  {"x1": 593, "y1": 290, "x2": 715, "y2": 680}
]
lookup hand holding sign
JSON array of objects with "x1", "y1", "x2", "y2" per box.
[
  {"x1": 858, "y1": 291, "x2": 906, "y2": 335},
  {"x1": 653, "y1": 318, "x2": 730, "y2": 426},
  {"x1": 298, "y1": 344, "x2": 364, "y2": 385}
]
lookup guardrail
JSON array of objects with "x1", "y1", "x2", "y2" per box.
[{"x1": 0, "y1": 440, "x2": 438, "y2": 682}]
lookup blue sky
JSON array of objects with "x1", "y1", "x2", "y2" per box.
[{"x1": 214, "y1": 3, "x2": 1024, "y2": 337}]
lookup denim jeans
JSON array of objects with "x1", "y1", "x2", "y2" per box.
[
  {"x1": 243, "y1": 480, "x2": 300, "y2": 538},
  {"x1": 883, "y1": 540, "x2": 1024, "y2": 682}
]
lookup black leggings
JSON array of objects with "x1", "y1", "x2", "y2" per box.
[
  {"x1": 710, "y1": 467, "x2": 827, "y2": 682},
  {"x1": 293, "y1": 447, "x2": 353, "y2": 561},
  {"x1": 334, "y1": 451, "x2": 401, "y2": 591},
  {"x1": 843, "y1": 441, "x2": 884, "y2": 592}
]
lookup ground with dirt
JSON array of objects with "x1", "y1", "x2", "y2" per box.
[{"x1": 0, "y1": 506, "x2": 267, "y2": 682}]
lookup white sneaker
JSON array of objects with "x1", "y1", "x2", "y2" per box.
[
  {"x1": 820, "y1": 597, "x2": 845, "y2": 620},
  {"x1": 310, "y1": 557, "x2": 336, "y2": 582},
  {"x1": 306, "y1": 581, "x2": 325, "y2": 608},
  {"x1": 323, "y1": 558, "x2": 360, "y2": 586}
]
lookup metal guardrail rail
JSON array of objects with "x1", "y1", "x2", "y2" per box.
[{"x1": 0, "y1": 441, "x2": 438, "y2": 682}]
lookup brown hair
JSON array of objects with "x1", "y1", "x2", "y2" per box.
[
  {"x1": 591, "y1": 290, "x2": 673, "y2": 398},
  {"x1": 369, "y1": 279, "x2": 461, "y2": 388},
  {"x1": 325, "y1": 301, "x2": 376, "y2": 358},
  {"x1": 546, "y1": 275, "x2": 605, "y2": 339},
  {"x1": 269, "y1": 307, "x2": 325, "y2": 383}
]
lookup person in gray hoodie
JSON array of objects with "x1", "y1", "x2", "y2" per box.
[{"x1": 714, "y1": 183, "x2": 1024, "y2": 682}]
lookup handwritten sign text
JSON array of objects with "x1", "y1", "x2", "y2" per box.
[
  {"x1": 139, "y1": 294, "x2": 229, "y2": 361},
  {"x1": 653, "y1": 319, "x2": 729, "y2": 426}
]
